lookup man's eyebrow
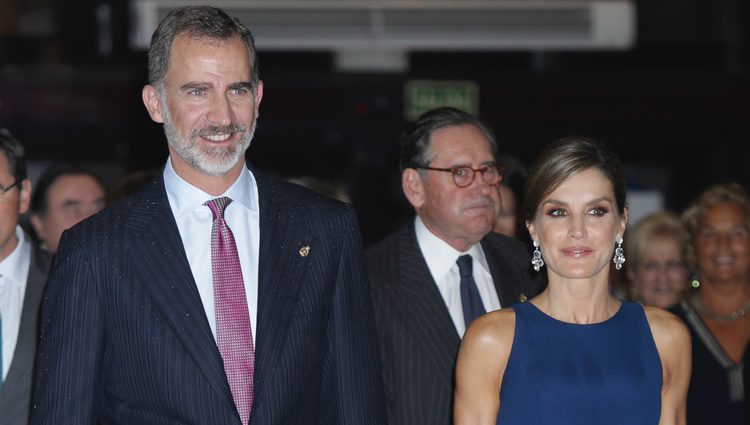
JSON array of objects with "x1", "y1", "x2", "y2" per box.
[
  {"x1": 228, "y1": 82, "x2": 253, "y2": 91},
  {"x1": 179, "y1": 82, "x2": 211, "y2": 91}
]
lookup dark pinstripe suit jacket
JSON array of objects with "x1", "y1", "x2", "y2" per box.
[
  {"x1": 31, "y1": 171, "x2": 387, "y2": 425},
  {"x1": 0, "y1": 241, "x2": 50, "y2": 425},
  {"x1": 366, "y1": 222, "x2": 541, "y2": 425}
]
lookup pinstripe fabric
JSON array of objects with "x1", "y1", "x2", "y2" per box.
[
  {"x1": 31, "y1": 170, "x2": 387, "y2": 425},
  {"x1": 366, "y1": 223, "x2": 542, "y2": 425},
  {"x1": 0, "y1": 244, "x2": 51, "y2": 425}
]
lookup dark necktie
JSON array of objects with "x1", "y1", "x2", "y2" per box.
[
  {"x1": 457, "y1": 254, "x2": 486, "y2": 329},
  {"x1": 205, "y1": 197, "x2": 254, "y2": 425}
]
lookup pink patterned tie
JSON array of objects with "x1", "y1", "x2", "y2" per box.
[{"x1": 205, "y1": 197, "x2": 254, "y2": 425}]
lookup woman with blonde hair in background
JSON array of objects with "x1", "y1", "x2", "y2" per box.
[
  {"x1": 672, "y1": 182, "x2": 750, "y2": 425},
  {"x1": 625, "y1": 211, "x2": 690, "y2": 309}
]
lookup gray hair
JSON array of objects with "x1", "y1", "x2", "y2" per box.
[
  {"x1": 399, "y1": 107, "x2": 498, "y2": 172},
  {"x1": 147, "y1": 6, "x2": 260, "y2": 92}
]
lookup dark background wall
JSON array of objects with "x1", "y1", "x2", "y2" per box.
[{"x1": 1, "y1": 0, "x2": 749, "y2": 247}]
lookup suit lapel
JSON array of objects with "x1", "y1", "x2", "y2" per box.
[
  {"x1": 252, "y1": 174, "x2": 312, "y2": 413},
  {"x1": 124, "y1": 177, "x2": 234, "y2": 410},
  {"x1": 389, "y1": 224, "x2": 460, "y2": 385}
]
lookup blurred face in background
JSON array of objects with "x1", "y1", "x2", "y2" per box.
[
  {"x1": 629, "y1": 235, "x2": 688, "y2": 309},
  {"x1": 494, "y1": 184, "x2": 518, "y2": 238},
  {"x1": 694, "y1": 201, "x2": 750, "y2": 286},
  {"x1": 31, "y1": 174, "x2": 106, "y2": 253}
]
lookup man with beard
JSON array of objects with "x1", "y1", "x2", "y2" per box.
[
  {"x1": 366, "y1": 107, "x2": 541, "y2": 425},
  {"x1": 32, "y1": 6, "x2": 386, "y2": 425}
]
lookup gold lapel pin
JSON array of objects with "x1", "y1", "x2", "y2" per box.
[
  {"x1": 519, "y1": 293, "x2": 528, "y2": 303},
  {"x1": 299, "y1": 245, "x2": 311, "y2": 257}
]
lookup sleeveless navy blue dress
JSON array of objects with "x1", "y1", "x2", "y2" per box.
[{"x1": 497, "y1": 301, "x2": 662, "y2": 425}]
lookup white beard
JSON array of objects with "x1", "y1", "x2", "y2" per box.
[{"x1": 161, "y1": 102, "x2": 257, "y2": 177}]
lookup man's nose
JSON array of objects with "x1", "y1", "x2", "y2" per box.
[{"x1": 206, "y1": 95, "x2": 233, "y2": 127}]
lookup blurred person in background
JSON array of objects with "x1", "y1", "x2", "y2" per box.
[
  {"x1": 493, "y1": 155, "x2": 529, "y2": 247},
  {"x1": 672, "y1": 182, "x2": 750, "y2": 425},
  {"x1": 0, "y1": 129, "x2": 51, "y2": 425},
  {"x1": 625, "y1": 211, "x2": 690, "y2": 309},
  {"x1": 493, "y1": 182, "x2": 519, "y2": 239},
  {"x1": 29, "y1": 163, "x2": 106, "y2": 254}
]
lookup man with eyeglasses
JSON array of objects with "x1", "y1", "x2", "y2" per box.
[
  {"x1": 366, "y1": 107, "x2": 542, "y2": 425},
  {"x1": 0, "y1": 129, "x2": 51, "y2": 425}
]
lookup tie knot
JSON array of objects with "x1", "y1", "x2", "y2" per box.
[
  {"x1": 457, "y1": 255, "x2": 473, "y2": 279},
  {"x1": 205, "y1": 197, "x2": 233, "y2": 220}
]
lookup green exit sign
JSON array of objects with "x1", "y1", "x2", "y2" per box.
[{"x1": 404, "y1": 80, "x2": 479, "y2": 121}]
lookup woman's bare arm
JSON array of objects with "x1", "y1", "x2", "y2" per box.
[
  {"x1": 645, "y1": 306, "x2": 692, "y2": 425},
  {"x1": 454, "y1": 309, "x2": 516, "y2": 425}
]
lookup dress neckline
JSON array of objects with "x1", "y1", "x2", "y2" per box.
[{"x1": 525, "y1": 300, "x2": 626, "y2": 327}]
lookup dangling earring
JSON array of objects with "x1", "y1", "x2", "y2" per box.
[
  {"x1": 613, "y1": 238, "x2": 625, "y2": 270},
  {"x1": 531, "y1": 240, "x2": 544, "y2": 272}
]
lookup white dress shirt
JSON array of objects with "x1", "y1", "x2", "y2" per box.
[
  {"x1": 414, "y1": 216, "x2": 501, "y2": 338},
  {"x1": 0, "y1": 225, "x2": 31, "y2": 381},
  {"x1": 164, "y1": 159, "x2": 260, "y2": 343}
]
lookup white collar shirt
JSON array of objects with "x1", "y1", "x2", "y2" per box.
[
  {"x1": 414, "y1": 216, "x2": 501, "y2": 337},
  {"x1": 163, "y1": 158, "x2": 260, "y2": 343},
  {"x1": 0, "y1": 225, "x2": 31, "y2": 381}
]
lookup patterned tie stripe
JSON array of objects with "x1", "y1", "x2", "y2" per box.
[{"x1": 205, "y1": 197, "x2": 254, "y2": 425}]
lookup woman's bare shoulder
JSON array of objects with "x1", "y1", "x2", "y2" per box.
[
  {"x1": 643, "y1": 306, "x2": 691, "y2": 351},
  {"x1": 463, "y1": 307, "x2": 518, "y2": 351}
]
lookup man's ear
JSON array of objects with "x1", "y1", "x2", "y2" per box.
[
  {"x1": 402, "y1": 168, "x2": 425, "y2": 209},
  {"x1": 18, "y1": 178, "x2": 31, "y2": 215},
  {"x1": 254, "y1": 80, "x2": 264, "y2": 119},
  {"x1": 142, "y1": 84, "x2": 164, "y2": 123}
]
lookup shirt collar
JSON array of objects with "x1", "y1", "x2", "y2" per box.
[
  {"x1": 0, "y1": 225, "x2": 31, "y2": 287},
  {"x1": 414, "y1": 216, "x2": 490, "y2": 280},
  {"x1": 163, "y1": 157, "x2": 258, "y2": 219}
]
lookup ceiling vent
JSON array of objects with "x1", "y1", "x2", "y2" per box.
[{"x1": 131, "y1": 0, "x2": 635, "y2": 71}]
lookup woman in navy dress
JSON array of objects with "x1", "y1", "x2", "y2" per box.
[{"x1": 454, "y1": 136, "x2": 691, "y2": 425}]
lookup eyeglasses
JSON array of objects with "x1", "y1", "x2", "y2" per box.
[
  {"x1": 410, "y1": 164, "x2": 505, "y2": 188},
  {"x1": 0, "y1": 179, "x2": 19, "y2": 200}
]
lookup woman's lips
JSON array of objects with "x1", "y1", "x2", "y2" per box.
[{"x1": 561, "y1": 246, "x2": 592, "y2": 257}]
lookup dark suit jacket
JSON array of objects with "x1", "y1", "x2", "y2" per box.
[
  {"x1": 366, "y1": 222, "x2": 542, "y2": 425},
  {"x1": 0, "y1": 238, "x2": 51, "y2": 425},
  {"x1": 31, "y1": 171, "x2": 386, "y2": 425}
]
